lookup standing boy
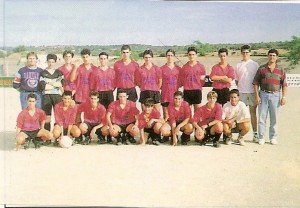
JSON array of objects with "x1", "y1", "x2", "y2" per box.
[
  {"x1": 13, "y1": 52, "x2": 43, "y2": 109},
  {"x1": 114, "y1": 45, "x2": 139, "y2": 102},
  {"x1": 235, "y1": 45, "x2": 259, "y2": 141}
]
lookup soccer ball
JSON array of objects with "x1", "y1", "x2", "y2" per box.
[{"x1": 59, "y1": 136, "x2": 73, "y2": 148}]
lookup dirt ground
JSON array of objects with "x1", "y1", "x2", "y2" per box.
[{"x1": 0, "y1": 87, "x2": 300, "y2": 207}]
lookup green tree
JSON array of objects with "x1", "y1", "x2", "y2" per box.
[
  {"x1": 286, "y1": 36, "x2": 300, "y2": 70},
  {"x1": 193, "y1": 40, "x2": 213, "y2": 56},
  {"x1": 13, "y1": 45, "x2": 27, "y2": 53}
]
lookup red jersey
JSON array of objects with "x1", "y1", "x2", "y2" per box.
[
  {"x1": 58, "y1": 64, "x2": 77, "y2": 91},
  {"x1": 77, "y1": 102, "x2": 106, "y2": 124},
  {"x1": 136, "y1": 64, "x2": 162, "y2": 91},
  {"x1": 167, "y1": 101, "x2": 191, "y2": 125},
  {"x1": 179, "y1": 61, "x2": 206, "y2": 90},
  {"x1": 114, "y1": 60, "x2": 139, "y2": 89},
  {"x1": 192, "y1": 103, "x2": 222, "y2": 126},
  {"x1": 138, "y1": 108, "x2": 161, "y2": 129},
  {"x1": 210, "y1": 64, "x2": 235, "y2": 89},
  {"x1": 161, "y1": 64, "x2": 181, "y2": 103},
  {"x1": 54, "y1": 102, "x2": 77, "y2": 128},
  {"x1": 90, "y1": 66, "x2": 115, "y2": 91},
  {"x1": 16, "y1": 108, "x2": 46, "y2": 131},
  {"x1": 107, "y1": 100, "x2": 139, "y2": 125},
  {"x1": 75, "y1": 64, "x2": 98, "y2": 103}
]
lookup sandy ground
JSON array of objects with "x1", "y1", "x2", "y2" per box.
[{"x1": 0, "y1": 87, "x2": 300, "y2": 207}]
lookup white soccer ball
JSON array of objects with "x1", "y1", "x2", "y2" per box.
[{"x1": 59, "y1": 136, "x2": 73, "y2": 148}]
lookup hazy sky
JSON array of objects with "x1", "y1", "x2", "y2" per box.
[{"x1": 1, "y1": 0, "x2": 300, "y2": 47}]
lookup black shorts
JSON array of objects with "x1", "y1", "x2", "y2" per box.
[
  {"x1": 114, "y1": 122, "x2": 134, "y2": 134},
  {"x1": 42, "y1": 94, "x2": 62, "y2": 115},
  {"x1": 116, "y1": 87, "x2": 138, "y2": 102},
  {"x1": 212, "y1": 88, "x2": 230, "y2": 105},
  {"x1": 204, "y1": 126, "x2": 214, "y2": 140},
  {"x1": 83, "y1": 123, "x2": 102, "y2": 136},
  {"x1": 139, "y1": 90, "x2": 161, "y2": 104},
  {"x1": 99, "y1": 90, "x2": 114, "y2": 109},
  {"x1": 144, "y1": 127, "x2": 154, "y2": 134},
  {"x1": 161, "y1": 102, "x2": 170, "y2": 107},
  {"x1": 183, "y1": 89, "x2": 202, "y2": 105},
  {"x1": 21, "y1": 129, "x2": 40, "y2": 141}
]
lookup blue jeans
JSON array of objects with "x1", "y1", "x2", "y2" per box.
[
  {"x1": 258, "y1": 90, "x2": 280, "y2": 140},
  {"x1": 20, "y1": 91, "x2": 42, "y2": 109}
]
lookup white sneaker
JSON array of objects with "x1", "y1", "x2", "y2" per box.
[
  {"x1": 253, "y1": 133, "x2": 259, "y2": 143},
  {"x1": 238, "y1": 135, "x2": 246, "y2": 146},
  {"x1": 258, "y1": 139, "x2": 265, "y2": 145},
  {"x1": 270, "y1": 139, "x2": 278, "y2": 145}
]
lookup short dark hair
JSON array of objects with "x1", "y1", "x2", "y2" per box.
[
  {"x1": 46, "y1": 54, "x2": 57, "y2": 62},
  {"x1": 63, "y1": 50, "x2": 74, "y2": 58},
  {"x1": 174, "y1": 91, "x2": 183, "y2": 98},
  {"x1": 26, "y1": 52, "x2": 38, "y2": 59},
  {"x1": 268, "y1": 48, "x2": 279, "y2": 56},
  {"x1": 241, "y1": 45, "x2": 251, "y2": 52},
  {"x1": 166, "y1": 49, "x2": 175, "y2": 56},
  {"x1": 218, "y1": 48, "x2": 228, "y2": 55},
  {"x1": 187, "y1": 46, "x2": 197, "y2": 54},
  {"x1": 62, "y1": 91, "x2": 73, "y2": 97},
  {"x1": 99, "y1": 52, "x2": 109, "y2": 58},
  {"x1": 144, "y1": 98, "x2": 154, "y2": 107},
  {"x1": 27, "y1": 93, "x2": 37, "y2": 100},
  {"x1": 90, "y1": 91, "x2": 99, "y2": 98},
  {"x1": 117, "y1": 89, "x2": 128, "y2": 95},
  {"x1": 121, "y1": 45, "x2": 131, "y2": 51},
  {"x1": 230, "y1": 89, "x2": 239, "y2": 96},
  {"x1": 81, "y1": 48, "x2": 91, "y2": 56},
  {"x1": 143, "y1": 49, "x2": 153, "y2": 58}
]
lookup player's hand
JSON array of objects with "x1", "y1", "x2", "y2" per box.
[
  {"x1": 255, "y1": 96, "x2": 261, "y2": 105},
  {"x1": 172, "y1": 135, "x2": 177, "y2": 146},
  {"x1": 281, "y1": 97, "x2": 286, "y2": 106},
  {"x1": 73, "y1": 59, "x2": 81, "y2": 69}
]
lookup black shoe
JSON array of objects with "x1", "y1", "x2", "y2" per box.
[
  {"x1": 106, "y1": 136, "x2": 113, "y2": 144},
  {"x1": 116, "y1": 136, "x2": 122, "y2": 146},
  {"x1": 43, "y1": 140, "x2": 51, "y2": 146},
  {"x1": 127, "y1": 135, "x2": 136, "y2": 144},
  {"x1": 161, "y1": 136, "x2": 170, "y2": 143},
  {"x1": 23, "y1": 140, "x2": 30, "y2": 149},
  {"x1": 74, "y1": 137, "x2": 82, "y2": 144},
  {"x1": 213, "y1": 141, "x2": 220, "y2": 148},
  {"x1": 97, "y1": 136, "x2": 106, "y2": 144},
  {"x1": 33, "y1": 139, "x2": 40, "y2": 149},
  {"x1": 53, "y1": 139, "x2": 59, "y2": 147},
  {"x1": 153, "y1": 140, "x2": 161, "y2": 146},
  {"x1": 82, "y1": 136, "x2": 91, "y2": 145}
]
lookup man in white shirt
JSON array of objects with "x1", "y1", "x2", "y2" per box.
[
  {"x1": 222, "y1": 89, "x2": 251, "y2": 146},
  {"x1": 235, "y1": 45, "x2": 259, "y2": 142}
]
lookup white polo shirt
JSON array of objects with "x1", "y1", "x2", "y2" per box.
[{"x1": 235, "y1": 59, "x2": 259, "y2": 93}]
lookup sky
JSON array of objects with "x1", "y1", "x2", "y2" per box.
[{"x1": 1, "y1": 0, "x2": 300, "y2": 47}]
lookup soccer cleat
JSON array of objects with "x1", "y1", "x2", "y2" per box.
[
  {"x1": 97, "y1": 135, "x2": 106, "y2": 144},
  {"x1": 224, "y1": 134, "x2": 232, "y2": 145},
  {"x1": 253, "y1": 133, "x2": 259, "y2": 143},
  {"x1": 23, "y1": 140, "x2": 30, "y2": 150},
  {"x1": 82, "y1": 136, "x2": 91, "y2": 145},
  {"x1": 106, "y1": 136, "x2": 113, "y2": 144},
  {"x1": 213, "y1": 141, "x2": 220, "y2": 148}
]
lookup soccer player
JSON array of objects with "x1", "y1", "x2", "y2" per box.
[
  {"x1": 90, "y1": 52, "x2": 115, "y2": 109},
  {"x1": 103, "y1": 89, "x2": 140, "y2": 145},
  {"x1": 191, "y1": 91, "x2": 223, "y2": 148},
  {"x1": 58, "y1": 50, "x2": 79, "y2": 96},
  {"x1": 210, "y1": 48, "x2": 235, "y2": 106},
  {"x1": 39, "y1": 54, "x2": 64, "y2": 131},
  {"x1": 160, "y1": 91, "x2": 193, "y2": 146},
  {"x1": 70, "y1": 48, "x2": 98, "y2": 104},
  {"x1": 53, "y1": 91, "x2": 81, "y2": 144},
  {"x1": 15, "y1": 93, "x2": 53, "y2": 150},
  {"x1": 222, "y1": 89, "x2": 251, "y2": 146},
  {"x1": 253, "y1": 49, "x2": 287, "y2": 145},
  {"x1": 77, "y1": 91, "x2": 107, "y2": 145},
  {"x1": 136, "y1": 49, "x2": 162, "y2": 111},
  {"x1": 138, "y1": 98, "x2": 165, "y2": 145},
  {"x1": 160, "y1": 49, "x2": 181, "y2": 120},
  {"x1": 235, "y1": 45, "x2": 259, "y2": 142},
  {"x1": 179, "y1": 46, "x2": 206, "y2": 112},
  {"x1": 114, "y1": 44, "x2": 139, "y2": 102},
  {"x1": 13, "y1": 52, "x2": 43, "y2": 109}
]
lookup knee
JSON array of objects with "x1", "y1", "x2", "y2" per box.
[
  {"x1": 160, "y1": 124, "x2": 171, "y2": 136},
  {"x1": 153, "y1": 123, "x2": 162, "y2": 134},
  {"x1": 184, "y1": 123, "x2": 194, "y2": 134},
  {"x1": 16, "y1": 135, "x2": 25, "y2": 145},
  {"x1": 72, "y1": 126, "x2": 81, "y2": 138},
  {"x1": 215, "y1": 122, "x2": 223, "y2": 133},
  {"x1": 128, "y1": 125, "x2": 139, "y2": 137}
]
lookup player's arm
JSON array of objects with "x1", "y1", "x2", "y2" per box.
[
  {"x1": 40, "y1": 120, "x2": 46, "y2": 129},
  {"x1": 70, "y1": 61, "x2": 80, "y2": 82},
  {"x1": 106, "y1": 112, "x2": 113, "y2": 129},
  {"x1": 13, "y1": 71, "x2": 21, "y2": 91}
]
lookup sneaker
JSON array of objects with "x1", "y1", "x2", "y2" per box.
[
  {"x1": 238, "y1": 135, "x2": 246, "y2": 146},
  {"x1": 270, "y1": 139, "x2": 278, "y2": 145},
  {"x1": 124, "y1": 140, "x2": 131, "y2": 145},
  {"x1": 128, "y1": 136, "x2": 136, "y2": 144},
  {"x1": 253, "y1": 133, "x2": 259, "y2": 143},
  {"x1": 23, "y1": 140, "x2": 30, "y2": 150},
  {"x1": 116, "y1": 138, "x2": 123, "y2": 146},
  {"x1": 258, "y1": 139, "x2": 265, "y2": 145},
  {"x1": 53, "y1": 139, "x2": 59, "y2": 147},
  {"x1": 161, "y1": 136, "x2": 170, "y2": 143},
  {"x1": 153, "y1": 140, "x2": 161, "y2": 146},
  {"x1": 106, "y1": 136, "x2": 113, "y2": 144},
  {"x1": 74, "y1": 136, "x2": 83, "y2": 144},
  {"x1": 213, "y1": 141, "x2": 220, "y2": 148}
]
